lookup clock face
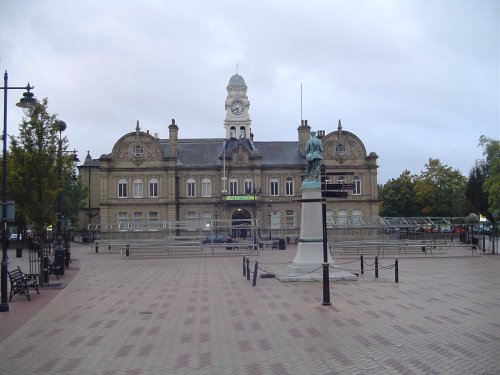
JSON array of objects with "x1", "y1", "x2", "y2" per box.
[{"x1": 231, "y1": 101, "x2": 244, "y2": 115}]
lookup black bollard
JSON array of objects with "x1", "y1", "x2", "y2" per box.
[
  {"x1": 375, "y1": 256, "x2": 379, "y2": 278},
  {"x1": 395, "y1": 258, "x2": 399, "y2": 283},
  {"x1": 126, "y1": 244, "x2": 130, "y2": 257},
  {"x1": 252, "y1": 261, "x2": 258, "y2": 286},
  {"x1": 360, "y1": 254, "x2": 364, "y2": 275},
  {"x1": 246, "y1": 257, "x2": 250, "y2": 280},
  {"x1": 243, "y1": 256, "x2": 246, "y2": 277}
]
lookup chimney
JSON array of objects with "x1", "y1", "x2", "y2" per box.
[
  {"x1": 317, "y1": 130, "x2": 325, "y2": 139},
  {"x1": 297, "y1": 119, "x2": 311, "y2": 156},
  {"x1": 168, "y1": 118, "x2": 178, "y2": 159}
]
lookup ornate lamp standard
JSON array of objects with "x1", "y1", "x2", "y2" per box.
[{"x1": 1, "y1": 71, "x2": 38, "y2": 312}]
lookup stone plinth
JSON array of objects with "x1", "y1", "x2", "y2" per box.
[{"x1": 293, "y1": 183, "x2": 334, "y2": 265}]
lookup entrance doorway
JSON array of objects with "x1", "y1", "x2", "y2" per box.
[{"x1": 231, "y1": 209, "x2": 252, "y2": 241}]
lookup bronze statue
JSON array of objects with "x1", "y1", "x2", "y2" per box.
[{"x1": 305, "y1": 130, "x2": 323, "y2": 181}]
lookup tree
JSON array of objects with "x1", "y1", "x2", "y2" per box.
[
  {"x1": 8, "y1": 98, "x2": 76, "y2": 237},
  {"x1": 414, "y1": 158, "x2": 468, "y2": 217},
  {"x1": 379, "y1": 170, "x2": 420, "y2": 216},
  {"x1": 466, "y1": 161, "x2": 490, "y2": 221},
  {"x1": 478, "y1": 136, "x2": 500, "y2": 222}
]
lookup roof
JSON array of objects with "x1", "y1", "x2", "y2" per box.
[
  {"x1": 87, "y1": 138, "x2": 305, "y2": 169},
  {"x1": 227, "y1": 74, "x2": 247, "y2": 89}
]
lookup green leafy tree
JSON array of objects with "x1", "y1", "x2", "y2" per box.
[
  {"x1": 379, "y1": 170, "x2": 420, "y2": 216},
  {"x1": 478, "y1": 136, "x2": 500, "y2": 222},
  {"x1": 466, "y1": 161, "x2": 490, "y2": 221},
  {"x1": 414, "y1": 158, "x2": 468, "y2": 217},
  {"x1": 61, "y1": 171, "x2": 88, "y2": 228},
  {"x1": 7, "y1": 98, "x2": 76, "y2": 237}
]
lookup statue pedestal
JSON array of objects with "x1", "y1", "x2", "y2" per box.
[{"x1": 292, "y1": 183, "x2": 333, "y2": 271}]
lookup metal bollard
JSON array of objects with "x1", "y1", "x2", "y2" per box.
[
  {"x1": 246, "y1": 257, "x2": 250, "y2": 280},
  {"x1": 360, "y1": 254, "x2": 364, "y2": 275},
  {"x1": 375, "y1": 256, "x2": 379, "y2": 278},
  {"x1": 243, "y1": 256, "x2": 246, "y2": 277},
  {"x1": 95, "y1": 244, "x2": 99, "y2": 253},
  {"x1": 252, "y1": 261, "x2": 258, "y2": 286},
  {"x1": 126, "y1": 244, "x2": 130, "y2": 257},
  {"x1": 395, "y1": 258, "x2": 399, "y2": 283}
]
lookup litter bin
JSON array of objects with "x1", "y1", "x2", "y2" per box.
[
  {"x1": 16, "y1": 247, "x2": 22, "y2": 258},
  {"x1": 54, "y1": 245, "x2": 65, "y2": 276},
  {"x1": 278, "y1": 238, "x2": 286, "y2": 250}
]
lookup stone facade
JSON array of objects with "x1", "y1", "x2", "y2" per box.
[{"x1": 78, "y1": 74, "x2": 379, "y2": 240}]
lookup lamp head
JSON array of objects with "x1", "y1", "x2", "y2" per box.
[{"x1": 16, "y1": 86, "x2": 38, "y2": 116}]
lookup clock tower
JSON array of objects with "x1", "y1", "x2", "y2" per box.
[{"x1": 224, "y1": 73, "x2": 251, "y2": 140}]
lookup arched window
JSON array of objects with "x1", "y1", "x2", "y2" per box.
[
  {"x1": 337, "y1": 176, "x2": 346, "y2": 185},
  {"x1": 240, "y1": 126, "x2": 246, "y2": 138},
  {"x1": 270, "y1": 178, "x2": 279, "y2": 196},
  {"x1": 149, "y1": 178, "x2": 158, "y2": 198},
  {"x1": 202, "y1": 178, "x2": 212, "y2": 197},
  {"x1": 285, "y1": 177, "x2": 294, "y2": 196},
  {"x1": 353, "y1": 176, "x2": 361, "y2": 195},
  {"x1": 229, "y1": 178, "x2": 238, "y2": 195},
  {"x1": 133, "y1": 179, "x2": 143, "y2": 198},
  {"x1": 187, "y1": 178, "x2": 196, "y2": 197},
  {"x1": 230, "y1": 126, "x2": 236, "y2": 138},
  {"x1": 118, "y1": 178, "x2": 127, "y2": 198}
]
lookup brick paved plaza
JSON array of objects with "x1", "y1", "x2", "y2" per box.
[{"x1": 0, "y1": 243, "x2": 499, "y2": 374}]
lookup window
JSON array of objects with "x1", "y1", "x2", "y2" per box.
[
  {"x1": 230, "y1": 126, "x2": 236, "y2": 138},
  {"x1": 244, "y1": 179, "x2": 253, "y2": 194},
  {"x1": 229, "y1": 178, "x2": 238, "y2": 195},
  {"x1": 337, "y1": 209, "x2": 347, "y2": 225},
  {"x1": 336, "y1": 144, "x2": 345, "y2": 155},
  {"x1": 353, "y1": 175, "x2": 361, "y2": 195},
  {"x1": 326, "y1": 209, "x2": 334, "y2": 228},
  {"x1": 133, "y1": 212, "x2": 143, "y2": 230},
  {"x1": 285, "y1": 210, "x2": 295, "y2": 229},
  {"x1": 337, "y1": 176, "x2": 346, "y2": 185},
  {"x1": 133, "y1": 179, "x2": 143, "y2": 198},
  {"x1": 202, "y1": 211, "x2": 212, "y2": 230},
  {"x1": 240, "y1": 126, "x2": 246, "y2": 138},
  {"x1": 187, "y1": 211, "x2": 197, "y2": 230},
  {"x1": 271, "y1": 210, "x2": 280, "y2": 229},
  {"x1": 117, "y1": 212, "x2": 127, "y2": 229},
  {"x1": 149, "y1": 212, "x2": 158, "y2": 230},
  {"x1": 270, "y1": 178, "x2": 279, "y2": 196},
  {"x1": 187, "y1": 178, "x2": 196, "y2": 197},
  {"x1": 118, "y1": 179, "x2": 127, "y2": 198},
  {"x1": 149, "y1": 178, "x2": 158, "y2": 198},
  {"x1": 285, "y1": 177, "x2": 294, "y2": 196},
  {"x1": 352, "y1": 209, "x2": 362, "y2": 225},
  {"x1": 133, "y1": 146, "x2": 144, "y2": 157},
  {"x1": 202, "y1": 178, "x2": 212, "y2": 197}
]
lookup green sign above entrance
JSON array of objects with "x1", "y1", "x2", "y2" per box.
[{"x1": 224, "y1": 196, "x2": 257, "y2": 201}]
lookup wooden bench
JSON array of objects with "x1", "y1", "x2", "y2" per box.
[{"x1": 8, "y1": 266, "x2": 40, "y2": 301}]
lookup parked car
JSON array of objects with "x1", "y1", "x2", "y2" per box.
[
  {"x1": 9, "y1": 233, "x2": 22, "y2": 241},
  {"x1": 201, "y1": 234, "x2": 233, "y2": 244}
]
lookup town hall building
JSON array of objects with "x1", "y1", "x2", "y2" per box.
[{"x1": 78, "y1": 73, "x2": 379, "y2": 242}]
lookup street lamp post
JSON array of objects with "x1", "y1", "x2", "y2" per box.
[
  {"x1": 268, "y1": 201, "x2": 272, "y2": 240},
  {"x1": 54, "y1": 123, "x2": 79, "y2": 274},
  {"x1": 1, "y1": 71, "x2": 37, "y2": 312}
]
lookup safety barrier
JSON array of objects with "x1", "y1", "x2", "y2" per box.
[{"x1": 358, "y1": 255, "x2": 398, "y2": 283}]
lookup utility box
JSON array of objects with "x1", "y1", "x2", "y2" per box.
[{"x1": 54, "y1": 245, "x2": 65, "y2": 276}]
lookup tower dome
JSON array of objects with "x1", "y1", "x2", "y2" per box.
[{"x1": 227, "y1": 74, "x2": 247, "y2": 90}]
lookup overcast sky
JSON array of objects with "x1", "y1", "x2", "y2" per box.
[{"x1": 1, "y1": 0, "x2": 498, "y2": 183}]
